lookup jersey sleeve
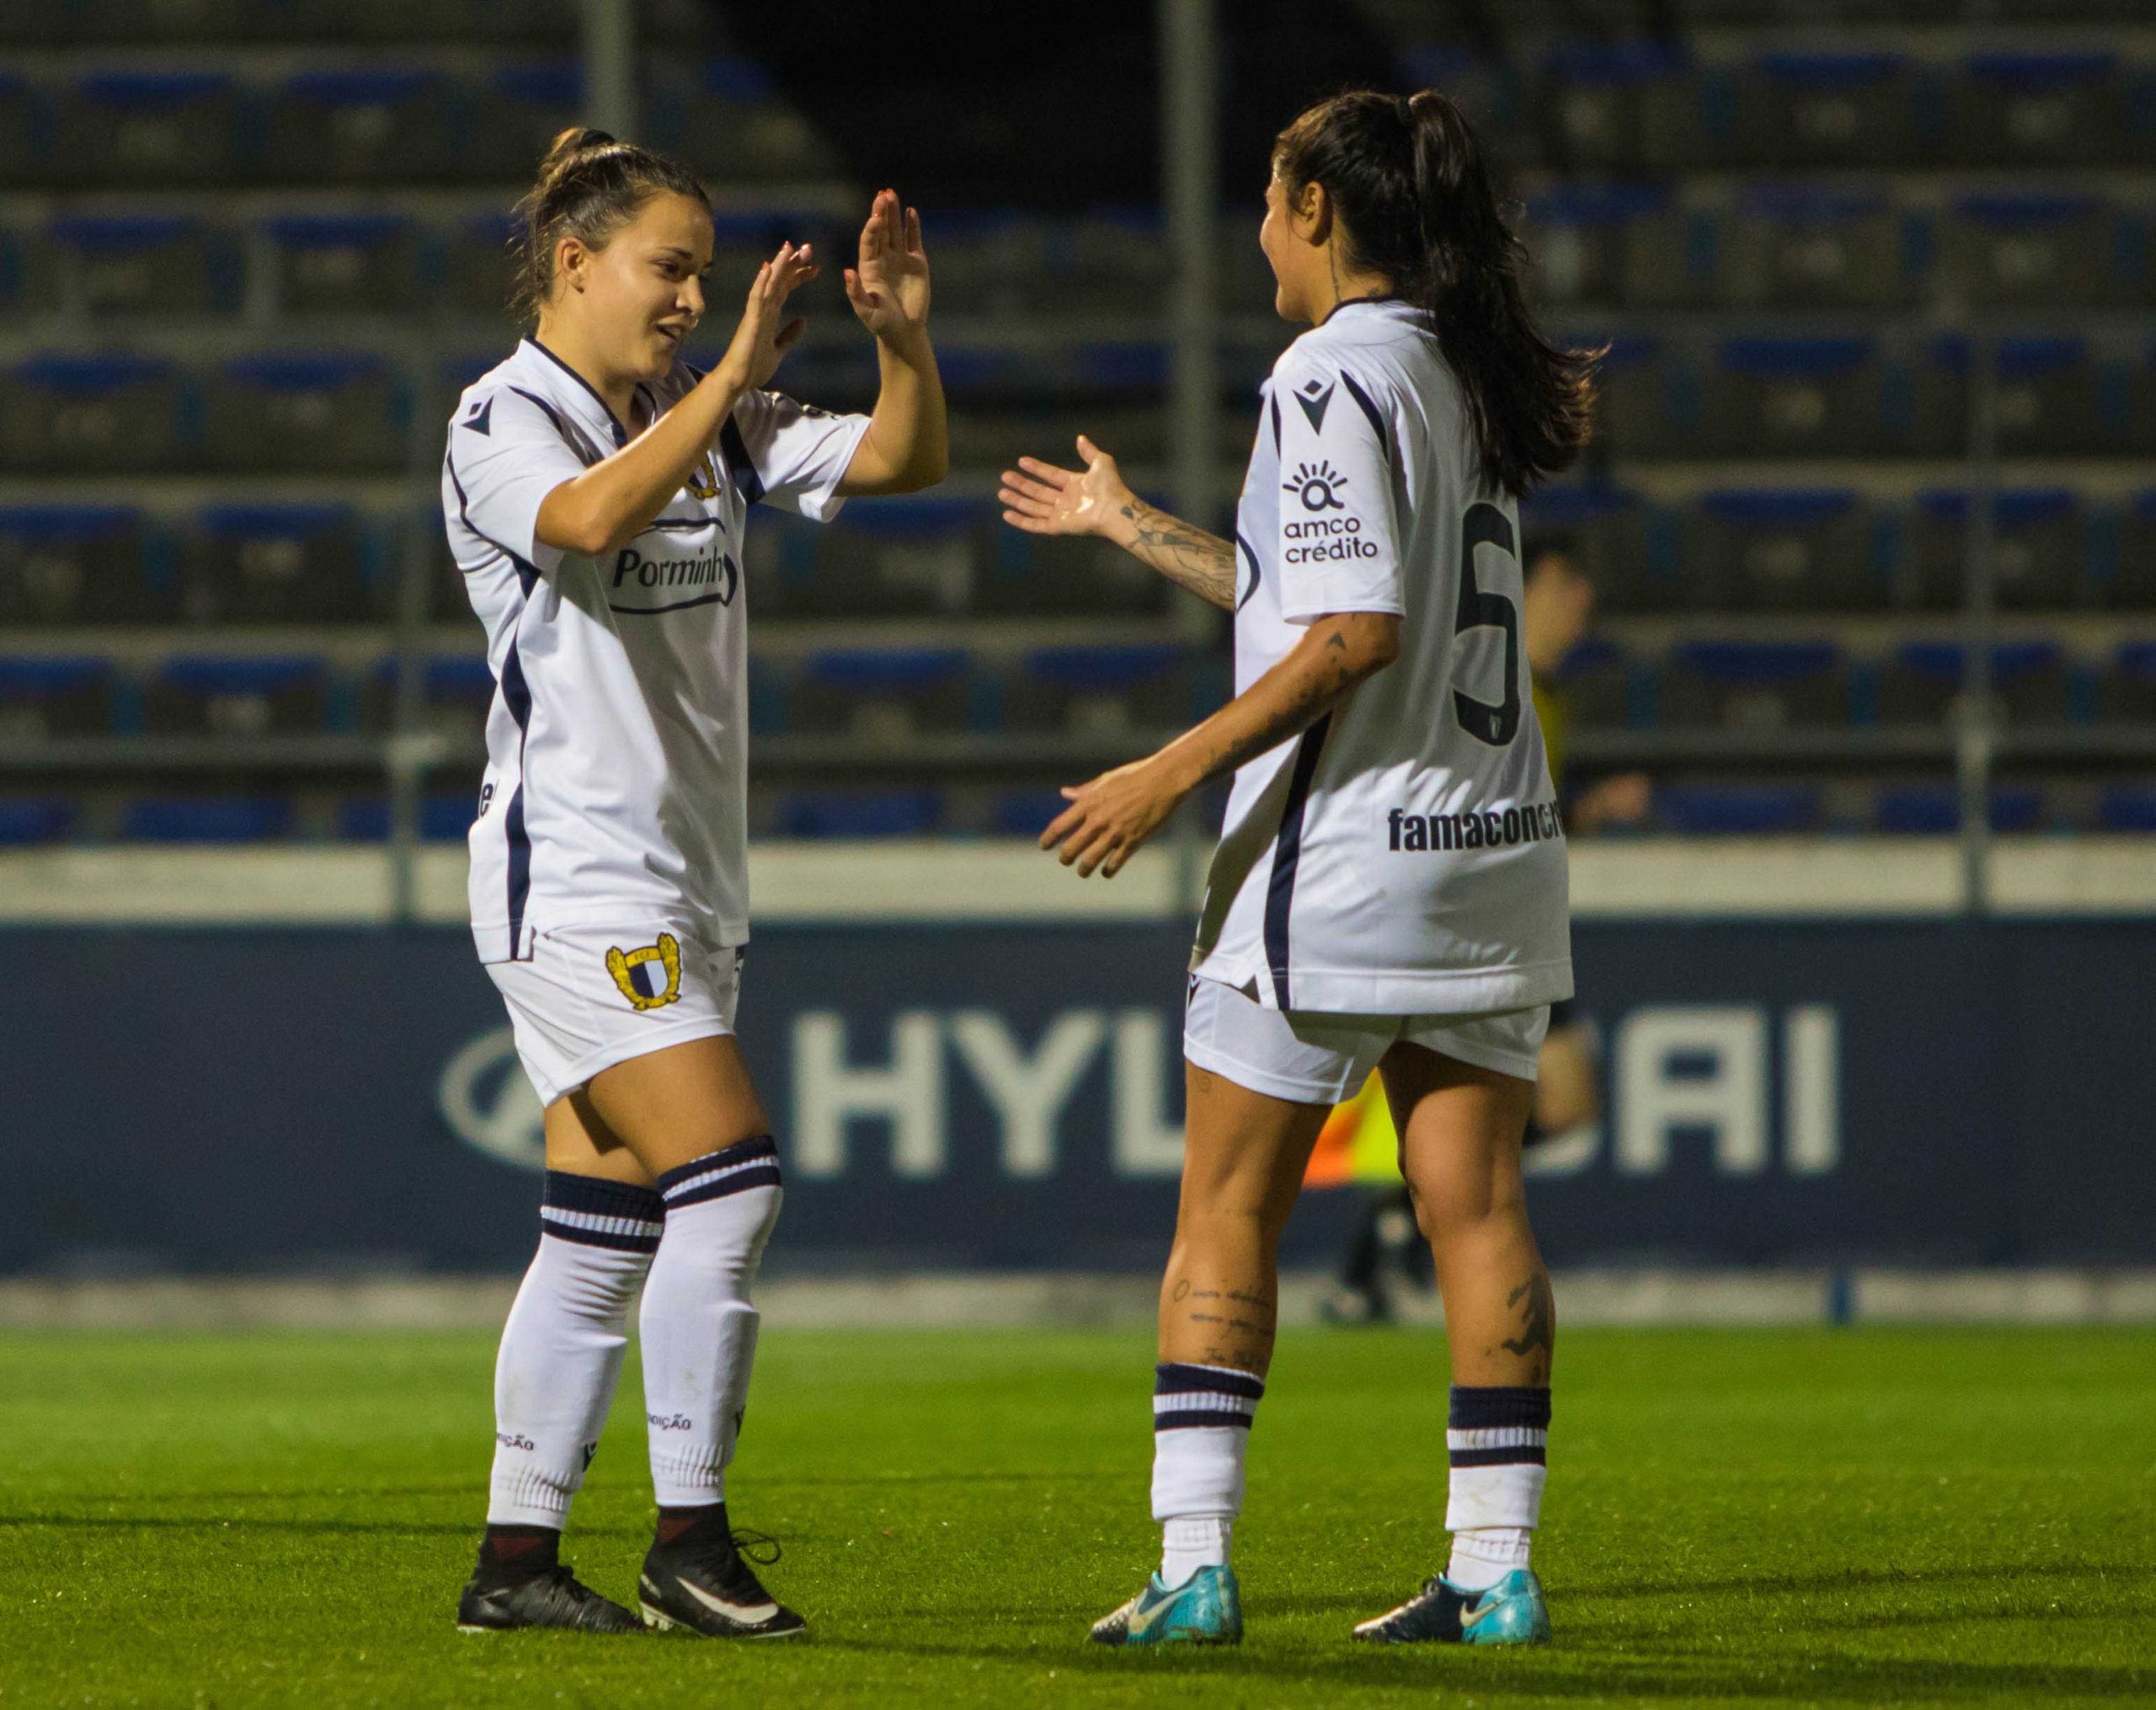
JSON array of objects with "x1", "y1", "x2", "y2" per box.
[
  {"x1": 1270, "y1": 349, "x2": 1406, "y2": 623},
  {"x1": 442, "y1": 387, "x2": 589, "y2": 576},
  {"x1": 723, "y1": 388, "x2": 873, "y2": 521}
]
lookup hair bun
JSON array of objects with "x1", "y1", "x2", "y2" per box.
[{"x1": 539, "y1": 126, "x2": 617, "y2": 178}]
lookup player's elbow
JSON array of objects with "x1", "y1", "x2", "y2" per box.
[
  {"x1": 538, "y1": 493, "x2": 620, "y2": 558},
  {"x1": 1342, "y1": 613, "x2": 1401, "y2": 678}
]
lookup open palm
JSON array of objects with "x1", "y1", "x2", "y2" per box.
[
  {"x1": 845, "y1": 188, "x2": 930, "y2": 343},
  {"x1": 998, "y1": 436, "x2": 1134, "y2": 538}
]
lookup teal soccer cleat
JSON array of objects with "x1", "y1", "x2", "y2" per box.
[
  {"x1": 1353, "y1": 1567, "x2": 1551, "y2": 1646},
  {"x1": 1089, "y1": 1564, "x2": 1243, "y2": 1647}
]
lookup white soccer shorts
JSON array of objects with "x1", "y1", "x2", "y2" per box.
[
  {"x1": 1183, "y1": 973, "x2": 1549, "y2": 1107},
  {"x1": 487, "y1": 920, "x2": 743, "y2": 1108}
]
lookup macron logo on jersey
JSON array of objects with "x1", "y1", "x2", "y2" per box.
[
  {"x1": 1293, "y1": 376, "x2": 1334, "y2": 431},
  {"x1": 462, "y1": 398, "x2": 493, "y2": 436}
]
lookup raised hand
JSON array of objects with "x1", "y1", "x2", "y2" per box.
[
  {"x1": 998, "y1": 436, "x2": 1134, "y2": 539},
  {"x1": 718, "y1": 240, "x2": 819, "y2": 393},
  {"x1": 844, "y1": 189, "x2": 930, "y2": 347}
]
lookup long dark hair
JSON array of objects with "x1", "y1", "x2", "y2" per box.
[
  {"x1": 1273, "y1": 90, "x2": 1595, "y2": 499},
  {"x1": 510, "y1": 127, "x2": 709, "y2": 325}
]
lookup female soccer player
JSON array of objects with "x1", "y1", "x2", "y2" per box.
[
  {"x1": 999, "y1": 90, "x2": 1592, "y2": 1647},
  {"x1": 444, "y1": 129, "x2": 944, "y2": 1637}
]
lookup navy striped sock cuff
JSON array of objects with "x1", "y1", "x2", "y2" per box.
[
  {"x1": 1154, "y1": 1360, "x2": 1265, "y2": 1432},
  {"x1": 656, "y1": 1136, "x2": 782, "y2": 1210},
  {"x1": 540, "y1": 1171, "x2": 664, "y2": 1253},
  {"x1": 1448, "y1": 1384, "x2": 1550, "y2": 1468}
]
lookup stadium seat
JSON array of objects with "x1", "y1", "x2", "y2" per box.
[
  {"x1": 262, "y1": 69, "x2": 456, "y2": 185},
  {"x1": 1655, "y1": 783, "x2": 1822, "y2": 835},
  {"x1": 976, "y1": 525, "x2": 1168, "y2": 617},
  {"x1": 1538, "y1": 43, "x2": 1696, "y2": 174},
  {"x1": 1947, "y1": 53, "x2": 2131, "y2": 169},
  {"x1": 1577, "y1": 335, "x2": 1675, "y2": 458},
  {"x1": 0, "y1": 658, "x2": 110, "y2": 740},
  {"x1": 1545, "y1": 637, "x2": 1636, "y2": 734},
  {"x1": 1908, "y1": 490, "x2": 2088, "y2": 612},
  {"x1": 647, "y1": 59, "x2": 840, "y2": 184},
  {"x1": 1721, "y1": 184, "x2": 1921, "y2": 310},
  {"x1": 267, "y1": 215, "x2": 424, "y2": 316},
  {"x1": 2095, "y1": 643, "x2": 2156, "y2": 724},
  {"x1": 2097, "y1": 783, "x2": 2156, "y2": 833},
  {"x1": 0, "y1": 72, "x2": 35, "y2": 186},
  {"x1": 439, "y1": 215, "x2": 520, "y2": 321},
  {"x1": 0, "y1": 797, "x2": 73, "y2": 846},
  {"x1": 784, "y1": 649, "x2": 974, "y2": 743},
  {"x1": 336, "y1": 795, "x2": 478, "y2": 842},
  {"x1": 1877, "y1": 641, "x2": 2067, "y2": 727},
  {"x1": 1523, "y1": 184, "x2": 1666, "y2": 309},
  {"x1": 0, "y1": 506, "x2": 156, "y2": 624},
  {"x1": 779, "y1": 497, "x2": 980, "y2": 619},
  {"x1": 178, "y1": 505, "x2": 381, "y2": 626},
  {"x1": 990, "y1": 787, "x2": 1075, "y2": 839},
  {"x1": 1685, "y1": 489, "x2": 1888, "y2": 612},
  {"x1": 1729, "y1": 52, "x2": 1925, "y2": 169},
  {"x1": 51, "y1": 215, "x2": 243, "y2": 318},
  {"x1": 202, "y1": 353, "x2": 407, "y2": 473},
  {"x1": 1611, "y1": 195, "x2": 1726, "y2": 310},
  {"x1": 0, "y1": 219, "x2": 58, "y2": 316},
  {"x1": 1521, "y1": 486, "x2": 1666, "y2": 612},
  {"x1": 1874, "y1": 783, "x2": 2046, "y2": 836},
  {"x1": 121, "y1": 795, "x2": 292, "y2": 842},
  {"x1": 1984, "y1": 336, "x2": 2132, "y2": 458},
  {"x1": 359, "y1": 655, "x2": 494, "y2": 743},
  {"x1": 467, "y1": 61, "x2": 583, "y2": 181},
  {"x1": 54, "y1": 72, "x2": 238, "y2": 187},
  {"x1": 1004, "y1": 644, "x2": 1194, "y2": 737},
  {"x1": 1659, "y1": 641, "x2": 1849, "y2": 730},
  {"x1": 145, "y1": 656, "x2": 327, "y2": 738},
  {"x1": 2116, "y1": 493, "x2": 2156, "y2": 608},
  {"x1": 3, "y1": 355, "x2": 184, "y2": 473},
  {"x1": 1700, "y1": 337, "x2": 1890, "y2": 460},
  {"x1": 1065, "y1": 208, "x2": 1171, "y2": 313},
  {"x1": 1938, "y1": 195, "x2": 2135, "y2": 309},
  {"x1": 44, "y1": 0, "x2": 250, "y2": 40},
  {"x1": 772, "y1": 789, "x2": 943, "y2": 839}
]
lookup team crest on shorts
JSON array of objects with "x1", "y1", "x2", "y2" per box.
[{"x1": 605, "y1": 933, "x2": 684, "y2": 1011}]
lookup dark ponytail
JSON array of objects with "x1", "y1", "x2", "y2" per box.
[
  {"x1": 510, "y1": 126, "x2": 709, "y2": 325},
  {"x1": 1274, "y1": 90, "x2": 1595, "y2": 499}
]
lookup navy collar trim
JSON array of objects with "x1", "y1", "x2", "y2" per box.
[
  {"x1": 522, "y1": 337, "x2": 630, "y2": 445},
  {"x1": 1321, "y1": 294, "x2": 1409, "y2": 326}
]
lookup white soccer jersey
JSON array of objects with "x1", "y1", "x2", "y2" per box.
[
  {"x1": 441, "y1": 337, "x2": 870, "y2": 962},
  {"x1": 1189, "y1": 299, "x2": 1573, "y2": 1015}
]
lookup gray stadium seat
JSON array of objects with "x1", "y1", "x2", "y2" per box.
[
  {"x1": 1615, "y1": 196, "x2": 1725, "y2": 310},
  {"x1": 1002, "y1": 644, "x2": 1196, "y2": 738},
  {"x1": 2095, "y1": 644, "x2": 2156, "y2": 724},
  {"x1": 0, "y1": 658, "x2": 110, "y2": 740},
  {"x1": 1699, "y1": 337, "x2": 1891, "y2": 460},
  {"x1": 1937, "y1": 195, "x2": 2134, "y2": 310},
  {"x1": 55, "y1": 72, "x2": 239, "y2": 187},
  {"x1": 1659, "y1": 640, "x2": 1849, "y2": 730},
  {"x1": 55, "y1": 0, "x2": 250, "y2": 40},
  {"x1": 177, "y1": 505, "x2": 381, "y2": 626},
  {"x1": 1685, "y1": 490, "x2": 1888, "y2": 613},
  {"x1": 975, "y1": 524, "x2": 1169, "y2": 618},
  {"x1": 776, "y1": 499, "x2": 979, "y2": 620},
  {"x1": 3, "y1": 355, "x2": 184, "y2": 473},
  {"x1": 267, "y1": 0, "x2": 577, "y2": 42},
  {"x1": 782, "y1": 649, "x2": 976, "y2": 743},
  {"x1": 1946, "y1": 52, "x2": 2133, "y2": 169},
  {"x1": 51, "y1": 215, "x2": 243, "y2": 318},
  {"x1": 1577, "y1": 336, "x2": 1678, "y2": 459},
  {"x1": 0, "y1": 507, "x2": 157, "y2": 624},
  {"x1": 201, "y1": 353, "x2": 408, "y2": 473},
  {"x1": 0, "y1": 72, "x2": 35, "y2": 186},
  {"x1": 358, "y1": 656, "x2": 494, "y2": 745},
  {"x1": 1722, "y1": 184, "x2": 1920, "y2": 310},
  {"x1": 1539, "y1": 43, "x2": 1697, "y2": 174},
  {"x1": 0, "y1": 220, "x2": 59, "y2": 317},
  {"x1": 1877, "y1": 641, "x2": 2067, "y2": 727},
  {"x1": 1988, "y1": 336, "x2": 2132, "y2": 458},
  {"x1": 1728, "y1": 52, "x2": 1926, "y2": 170},
  {"x1": 263, "y1": 68, "x2": 457, "y2": 185},
  {"x1": 1907, "y1": 490, "x2": 2089, "y2": 612},
  {"x1": 647, "y1": 59, "x2": 841, "y2": 184},
  {"x1": 2117, "y1": 493, "x2": 2156, "y2": 609},
  {"x1": 1522, "y1": 486, "x2": 1665, "y2": 613},
  {"x1": 145, "y1": 655, "x2": 328, "y2": 738},
  {"x1": 1523, "y1": 185, "x2": 1665, "y2": 310},
  {"x1": 267, "y1": 215, "x2": 425, "y2": 316},
  {"x1": 1546, "y1": 638, "x2": 1633, "y2": 735},
  {"x1": 440, "y1": 216, "x2": 520, "y2": 321},
  {"x1": 466, "y1": 61, "x2": 583, "y2": 182}
]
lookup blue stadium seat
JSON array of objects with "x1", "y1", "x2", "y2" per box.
[
  {"x1": 0, "y1": 218, "x2": 57, "y2": 315},
  {"x1": 1612, "y1": 194, "x2": 1726, "y2": 309},
  {"x1": 1878, "y1": 640, "x2": 2067, "y2": 726},
  {"x1": 1949, "y1": 53, "x2": 2130, "y2": 168},
  {"x1": 56, "y1": 72, "x2": 238, "y2": 186},
  {"x1": 1730, "y1": 52, "x2": 1925, "y2": 168},
  {"x1": 179, "y1": 505, "x2": 379, "y2": 625},
  {"x1": 51, "y1": 215, "x2": 242, "y2": 317},
  {"x1": 1521, "y1": 485, "x2": 1664, "y2": 611},
  {"x1": 1522, "y1": 184, "x2": 1667, "y2": 308},
  {"x1": 773, "y1": 790, "x2": 943, "y2": 840},
  {"x1": 469, "y1": 61, "x2": 582, "y2": 180},
  {"x1": 1655, "y1": 783, "x2": 1822, "y2": 835},
  {"x1": 1939, "y1": 195, "x2": 2135, "y2": 309},
  {"x1": 1540, "y1": 43, "x2": 1695, "y2": 174},
  {"x1": 782, "y1": 497, "x2": 981, "y2": 619},
  {"x1": 145, "y1": 656, "x2": 327, "y2": 737},
  {"x1": 1659, "y1": 640, "x2": 1849, "y2": 729},
  {"x1": 3, "y1": 354, "x2": 184, "y2": 473},
  {"x1": 2097, "y1": 783, "x2": 2156, "y2": 833},
  {"x1": 1701, "y1": 336, "x2": 1888, "y2": 459},
  {"x1": 263, "y1": 68, "x2": 456, "y2": 184},
  {"x1": 203, "y1": 353, "x2": 407, "y2": 473},
  {"x1": 336, "y1": 795, "x2": 478, "y2": 842},
  {"x1": 1722, "y1": 184, "x2": 1920, "y2": 309},
  {"x1": 1685, "y1": 489, "x2": 1887, "y2": 612},
  {"x1": 0, "y1": 71, "x2": 35, "y2": 186},
  {"x1": 785, "y1": 649, "x2": 974, "y2": 741},
  {"x1": 267, "y1": 215, "x2": 424, "y2": 315},
  {"x1": 1006, "y1": 644, "x2": 1193, "y2": 736},
  {"x1": 0, "y1": 657, "x2": 110, "y2": 738},
  {"x1": 2095, "y1": 642, "x2": 2156, "y2": 723},
  {"x1": 0, "y1": 506, "x2": 156, "y2": 623},
  {"x1": 0, "y1": 797, "x2": 73, "y2": 846},
  {"x1": 122, "y1": 796, "x2": 292, "y2": 843},
  {"x1": 1985, "y1": 335, "x2": 2131, "y2": 457},
  {"x1": 1577, "y1": 334, "x2": 1675, "y2": 458},
  {"x1": 2118, "y1": 492, "x2": 2156, "y2": 608},
  {"x1": 991, "y1": 788, "x2": 1075, "y2": 839},
  {"x1": 1545, "y1": 637, "x2": 1636, "y2": 734},
  {"x1": 360, "y1": 655, "x2": 494, "y2": 740},
  {"x1": 1875, "y1": 784, "x2": 2045, "y2": 835},
  {"x1": 978, "y1": 521, "x2": 1170, "y2": 618},
  {"x1": 440, "y1": 214, "x2": 519, "y2": 319},
  {"x1": 1908, "y1": 490, "x2": 2087, "y2": 612},
  {"x1": 647, "y1": 58, "x2": 839, "y2": 183}
]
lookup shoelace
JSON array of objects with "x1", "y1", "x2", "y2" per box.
[{"x1": 729, "y1": 1528, "x2": 782, "y2": 1567}]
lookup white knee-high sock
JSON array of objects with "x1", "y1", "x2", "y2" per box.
[
  {"x1": 1445, "y1": 1385, "x2": 1550, "y2": 1591},
  {"x1": 641, "y1": 1137, "x2": 784, "y2": 1508},
  {"x1": 1150, "y1": 1361, "x2": 1265, "y2": 1587},
  {"x1": 488, "y1": 1172, "x2": 662, "y2": 1528}
]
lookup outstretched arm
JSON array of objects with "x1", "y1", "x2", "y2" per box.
[
  {"x1": 1000, "y1": 436, "x2": 1237, "y2": 612},
  {"x1": 1041, "y1": 610, "x2": 1401, "y2": 878},
  {"x1": 837, "y1": 189, "x2": 947, "y2": 496}
]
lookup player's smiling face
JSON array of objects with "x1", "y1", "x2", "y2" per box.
[{"x1": 570, "y1": 191, "x2": 715, "y2": 382}]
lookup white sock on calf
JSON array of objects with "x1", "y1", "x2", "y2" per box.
[
  {"x1": 640, "y1": 1138, "x2": 784, "y2": 1508},
  {"x1": 1150, "y1": 1362, "x2": 1265, "y2": 1588},
  {"x1": 1444, "y1": 1385, "x2": 1550, "y2": 1592},
  {"x1": 488, "y1": 1172, "x2": 662, "y2": 1528}
]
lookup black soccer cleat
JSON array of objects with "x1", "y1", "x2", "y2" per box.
[
  {"x1": 456, "y1": 1561, "x2": 642, "y2": 1634},
  {"x1": 638, "y1": 1518, "x2": 806, "y2": 1638},
  {"x1": 1353, "y1": 1568, "x2": 1551, "y2": 1646}
]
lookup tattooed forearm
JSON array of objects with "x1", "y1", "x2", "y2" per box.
[
  {"x1": 1184, "y1": 633, "x2": 1379, "y2": 787},
  {"x1": 1117, "y1": 500, "x2": 1237, "y2": 611}
]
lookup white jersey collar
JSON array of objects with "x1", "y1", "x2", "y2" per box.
[{"x1": 519, "y1": 336, "x2": 632, "y2": 450}]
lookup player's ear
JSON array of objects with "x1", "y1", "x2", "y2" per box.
[
  {"x1": 1292, "y1": 181, "x2": 1331, "y2": 247},
  {"x1": 555, "y1": 233, "x2": 587, "y2": 296}
]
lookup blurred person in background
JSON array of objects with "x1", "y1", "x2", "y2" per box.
[
  {"x1": 442, "y1": 130, "x2": 945, "y2": 1638},
  {"x1": 1319, "y1": 536, "x2": 1649, "y2": 1325}
]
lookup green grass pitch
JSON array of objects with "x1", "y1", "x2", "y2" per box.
[{"x1": 3, "y1": 1325, "x2": 2152, "y2": 1707}]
